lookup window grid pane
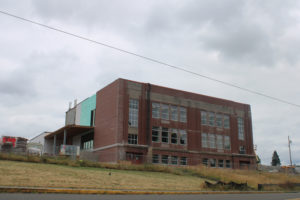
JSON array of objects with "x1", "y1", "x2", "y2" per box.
[
  {"x1": 161, "y1": 104, "x2": 169, "y2": 120},
  {"x1": 208, "y1": 112, "x2": 215, "y2": 126},
  {"x1": 179, "y1": 107, "x2": 187, "y2": 122},
  {"x1": 201, "y1": 133, "x2": 208, "y2": 148},
  {"x1": 152, "y1": 103, "x2": 160, "y2": 118},
  {"x1": 152, "y1": 126, "x2": 159, "y2": 142},
  {"x1": 171, "y1": 129, "x2": 178, "y2": 144},
  {"x1": 224, "y1": 136, "x2": 231, "y2": 150},
  {"x1": 162, "y1": 128, "x2": 169, "y2": 143},
  {"x1": 208, "y1": 134, "x2": 216, "y2": 149},
  {"x1": 170, "y1": 106, "x2": 178, "y2": 121},
  {"x1": 171, "y1": 156, "x2": 178, "y2": 165},
  {"x1": 216, "y1": 135, "x2": 223, "y2": 150},
  {"x1": 180, "y1": 157, "x2": 187, "y2": 165},
  {"x1": 161, "y1": 155, "x2": 169, "y2": 164},
  {"x1": 216, "y1": 114, "x2": 223, "y2": 128},
  {"x1": 128, "y1": 134, "x2": 138, "y2": 144},
  {"x1": 179, "y1": 130, "x2": 187, "y2": 145},
  {"x1": 152, "y1": 154, "x2": 159, "y2": 163},
  {"x1": 129, "y1": 99, "x2": 138, "y2": 127},
  {"x1": 224, "y1": 115, "x2": 230, "y2": 129},
  {"x1": 238, "y1": 118, "x2": 244, "y2": 140},
  {"x1": 201, "y1": 111, "x2": 207, "y2": 125}
]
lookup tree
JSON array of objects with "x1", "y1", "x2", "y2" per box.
[{"x1": 271, "y1": 150, "x2": 281, "y2": 166}]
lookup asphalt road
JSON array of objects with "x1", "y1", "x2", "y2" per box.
[{"x1": 0, "y1": 193, "x2": 299, "y2": 200}]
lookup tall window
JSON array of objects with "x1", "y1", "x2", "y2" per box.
[
  {"x1": 239, "y1": 146, "x2": 246, "y2": 154},
  {"x1": 152, "y1": 102, "x2": 160, "y2": 118},
  {"x1": 90, "y1": 109, "x2": 96, "y2": 126},
  {"x1": 216, "y1": 135, "x2": 223, "y2": 150},
  {"x1": 201, "y1": 133, "x2": 208, "y2": 148},
  {"x1": 179, "y1": 130, "x2": 187, "y2": 145},
  {"x1": 224, "y1": 136, "x2": 231, "y2": 150},
  {"x1": 171, "y1": 156, "x2": 178, "y2": 165},
  {"x1": 208, "y1": 112, "x2": 215, "y2": 126},
  {"x1": 128, "y1": 134, "x2": 138, "y2": 144},
  {"x1": 201, "y1": 111, "x2": 207, "y2": 125},
  {"x1": 179, "y1": 107, "x2": 187, "y2": 122},
  {"x1": 162, "y1": 128, "x2": 169, "y2": 143},
  {"x1": 238, "y1": 117, "x2": 244, "y2": 140},
  {"x1": 208, "y1": 134, "x2": 216, "y2": 149},
  {"x1": 216, "y1": 114, "x2": 223, "y2": 128},
  {"x1": 170, "y1": 105, "x2": 178, "y2": 121},
  {"x1": 161, "y1": 155, "x2": 169, "y2": 164},
  {"x1": 129, "y1": 99, "x2": 139, "y2": 127},
  {"x1": 218, "y1": 160, "x2": 224, "y2": 168},
  {"x1": 224, "y1": 115, "x2": 230, "y2": 129},
  {"x1": 171, "y1": 129, "x2": 178, "y2": 144},
  {"x1": 180, "y1": 157, "x2": 187, "y2": 165},
  {"x1": 152, "y1": 154, "x2": 159, "y2": 164},
  {"x1": 161, "y1": 104, "x2": 169, "y2": 120},
  {"x1": 202, "y1": 158, "x2": 208, "y2": 166},
  {"x1": 226, "y1": 160, "x2": 231, "y2": 168},
  {"x1": 152, "y1": 126, "x2": 160, "y2": 142},
  {"x1": 210, "y1": 159, "x2": 216, "y2": 167}
]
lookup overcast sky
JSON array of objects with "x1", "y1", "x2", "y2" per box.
[{"x1": 0, "y1": 0, "x2": 299, "y2": 165}]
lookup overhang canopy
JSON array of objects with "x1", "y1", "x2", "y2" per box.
[{"x1": 45, "y1": 125, "x2": 94, "y2": 140}]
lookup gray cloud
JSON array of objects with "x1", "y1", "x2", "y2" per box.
[{"x1": 0, "y1": 0, "x2": 299, "y2": 165}]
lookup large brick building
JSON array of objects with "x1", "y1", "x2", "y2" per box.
[{"x1": 45, "y1": 78, "x2": 256, "y2": 169}]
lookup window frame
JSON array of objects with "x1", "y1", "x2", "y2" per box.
[
  {"x1": 152, "y1": 154, "x2": 160, "y2": 164},
  {"x1": 223, "y1": 115, "x2": 230, "y2": 129},
  {"x1": 208, "y1": 133, "x2": 216, "y2": 149},
  {"x1": 161, "y1": 127, "x2": 169, "y2": 143},
  {"x1": 224, "y1": 136, "x2": 231, "y2": 150},
  {"x1": 179, "y1": 107, "x2": 187, "y2": 123},
  {"x1": 161, "y1": 155, "x2": 169, "y2": 164},
  {"x1": 179, "y1": 129, "x2": 187, "y2": 145},
  {"x1": 129, "y1": 99, "x2": 139, "y2": 127},
  {"x1": 201, "y1": 111, "x2": 207, "y2": 125},
  {"x1": 152, "y1": 126, "x2": 160, "y2": 142},
  {"x1": 216, "y1": 114, "x2": 223, "y2": 128},
  {"x1": 238, "y1": 117, "x2": 245, "y2": 140},
  {"x1": 128, "y1": 134, "x2": 138, "y2": 144},
  {"x1": 171, "y1": 156, "x2": 178, "y2": 165},
  {"x1": 171, "y1": 129, "x2": 178, "y2": 144},
  {"x1": 161, "y1": 104, "x2": 169, "y2": 120},
  {"x1": 180, "y1": 157, "x2": 187, "y2": 165},
  {"x1": 152, "y1": 102, "x2": 160, "y2": 119},
  {"x1": 216, "y1": 135, "x2": 223, "y2": 150},
  {"x1": 201, "y1": 133, "x2": 208, "y2": 148},
  {"x1": 170, "y1": 105, "x2": 178, "y2": 121},
  {"x1": 208, "y1": 112, "x2": 215, "y2": 126}
]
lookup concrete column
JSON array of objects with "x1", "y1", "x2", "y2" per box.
[
  {"x1": 63, "y1": 129, "x2": 67, "y2": 145},
  {"x1": 53, "y1": 135, "x2": 57, "y2": 155}
]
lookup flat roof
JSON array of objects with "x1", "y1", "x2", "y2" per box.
[{"x1": 45, "y1": 125, "x2": 94, "y2": 139}]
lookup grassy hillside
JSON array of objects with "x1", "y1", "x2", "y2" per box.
[
  {"x1": 0, "y1": 160, "x2": 206, "y2": 191},
  {"x1": 0, "y1": 153, "x2": 299, "y2": 191}
]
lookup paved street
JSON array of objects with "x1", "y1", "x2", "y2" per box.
[{"x1": 0, "y1": 193, "x2": 299, "y2": 200}]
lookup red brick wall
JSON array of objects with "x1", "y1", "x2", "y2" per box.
[
  {"x1": 94, "y1": 79, "x2": 120, "y2": 148},
  {"x1": 93, "y1": 78, "x2": 256, "y2": 167}
]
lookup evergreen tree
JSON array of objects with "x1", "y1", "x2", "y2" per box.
[{"x1": 271, "y1": 150, "x2": 281, "y2": 166}]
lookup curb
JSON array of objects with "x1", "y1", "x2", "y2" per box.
[{"x1": 0, "y1": 186, "x2": 289, "y2": 195}]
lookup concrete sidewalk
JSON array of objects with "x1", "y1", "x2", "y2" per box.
[{"x1": 0, "y1": 186, "x2": 285, "y2": 195}]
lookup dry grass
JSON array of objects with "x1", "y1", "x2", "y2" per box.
[
  {"x1": 0, "y1": 160, "x2": 206, "y2": 191},
  {"x1": 187, "y1": 165, "x2": 300, "y2": 189}
]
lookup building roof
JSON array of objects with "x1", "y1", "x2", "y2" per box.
[{"x1": 45, "y1": 125, "x2": 94, "y2": 139}]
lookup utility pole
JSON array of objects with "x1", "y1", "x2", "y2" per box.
[{"x1": 288, "y1": 136, "x2": 292, "y2": 166}]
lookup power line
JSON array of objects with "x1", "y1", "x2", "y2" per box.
[{"x1": 1, "y1": 10, "x2": 300, "y2": 108}]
